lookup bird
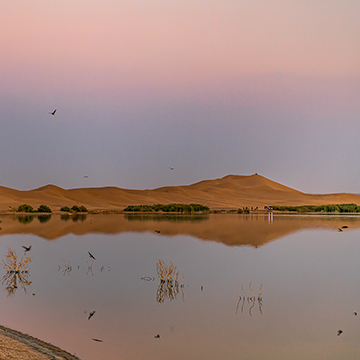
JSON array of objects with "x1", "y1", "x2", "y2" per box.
[
  {"x1": 22, "y1": 245, "x2": 32, "y2": 252},
  {"x1": 337, "y1": 330, "x2": 343, "y2": 336},
  {"x1": 92, "y1": 338, "x2": 103, "y2": 342},
  {"x1": 341, "y1": 225, "x2": 348, "y2": 229},
  {"x1": 88, "y1": 251, "x2": 96, "y2": 260},
  {"x1": 154, "y1": 334, "x2": 160, "y2": 338},
  {"x1": 169, "y1": 167, "x2": 174, "y2": 170},
  {"x1": 49, "y1": 109, "x2": 57, "y2": 115},
  {"x1": 338, "y1": 228, "x2": 343, "y2": 232},
  {"x1": 155, "y1": 230, "x2": 160, "y2": 233},
  {"x1": 354, "y1": 312, "x2": 357, "y2": 316},
  {"x1": 88, "y1": 311, "x2": 96, "y2": 320},
  {"x1": 83, "y1": 176, "x2": 88, "y2": 178}
]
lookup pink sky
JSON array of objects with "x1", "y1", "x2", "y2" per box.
[{"x1": 1, "y1": 1, "x2": 360, "y2": 193}]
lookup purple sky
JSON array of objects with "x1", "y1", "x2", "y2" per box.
[{"x1": 1, "y1": 1, "x2": 359, "y2": 194}]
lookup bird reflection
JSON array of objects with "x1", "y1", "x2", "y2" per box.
[{"x1": 1, "y1": 247, "x2": 32, "y2": 296}]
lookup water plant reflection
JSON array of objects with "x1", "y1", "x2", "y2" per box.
[
  {"x1": 156, "y1": 260, "x2": 184, "y2": 303},
  {"x1": 236, "y1": 282, "x2": 264, "y2": 316},
  {"x1": 17, "y1": 215, "x2": 34, "y2": 224},
  {"x1": 1, "y1": 247, "x2": 32, "y2": 296},
  {"x1": 125, "y1": 214, "x2": 209, "y2": 223}
]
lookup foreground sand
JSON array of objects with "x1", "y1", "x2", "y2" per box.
[
  {"x1": 0, "y1": 174, "x2": 359, "y2": 212},
  {"x1": 0, "y1": 325, "x2": 80, "y2": 360}
]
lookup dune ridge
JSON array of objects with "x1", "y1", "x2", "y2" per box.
[{"x1": 0, "y1": 174, "x2": 359, "y2": 211}]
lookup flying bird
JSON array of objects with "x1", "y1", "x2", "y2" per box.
[
  {"x1": 92, "y1": 338, "x2": 103, "y2": 342},
  {"x1": 88, "y1": 311, "x2": 96, "y2": 320},
  {"x1": 169, "y1": 167, "x2": 174, "y2": 170},
  {"x1": 88, "y1": 251, "x2": 96, "y2": 260},
  {"x1": 22, "y1": 245, "x2": 32, "y2": 252},
  {"x1": 354, "y1": 312, "x2": 357, "y2": 316},
  {"x1": 49, "y1": 109, "x2": 57, "y2": 115},
  {"x1": 83, "y1": 176, "x2": 88, "y2": 178},
  {"x1": 337, "y1": 330, "x2": 343, "y2": 336},
  {"x1": 338, "y1": 228, "x2": 343, "y2": 232}
]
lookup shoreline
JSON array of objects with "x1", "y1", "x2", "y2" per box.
[{"x1": 0, "y1": 324, "x2": 80, "y2": 360}]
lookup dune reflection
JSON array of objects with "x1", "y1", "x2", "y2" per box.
[
  {"x1": 2, "y1": 214, "x2": 360, "y2": 248},
  {"x1": 1, "y1": 247, "x2": 32, "y2": 296}
]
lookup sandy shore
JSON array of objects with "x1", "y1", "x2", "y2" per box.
[{"x1": 0, "y1": 325, "x2": 80, "y2": 360}]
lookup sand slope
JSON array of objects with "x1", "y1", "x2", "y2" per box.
[{"x1": 0, "y1": 174, "x2": 359, "y2": 211}]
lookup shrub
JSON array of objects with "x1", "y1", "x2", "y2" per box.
[
  {"x1": 60, "y1": 206, "x2": 71, "y2": 212},
  {"x1": 17, "y1": 204, "x2": 34, "y2": 213},
  {"x1": 71, "y1": 205, "x2": 81, "y2": 212},
  {"x1": 78, "y1": 205, "x2": 88, "y2": 212},
  {"x1": 37, "y1": 205, "x2": 52, "y2": 213}
]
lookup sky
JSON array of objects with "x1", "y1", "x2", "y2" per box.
[{"x1": 1, "y1": 0, "x2": 359, "y2": 194}]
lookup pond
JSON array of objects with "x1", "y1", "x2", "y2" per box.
[{"x1": 0, "y1": 213, "x2": 359, "y2": 360}]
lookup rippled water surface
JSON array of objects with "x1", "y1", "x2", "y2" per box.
[{"x1": 0, "y1": 213, "x2": 359, "y2": 360}]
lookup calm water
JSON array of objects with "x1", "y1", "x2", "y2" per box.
[{"x1": 0, "y1": 214, "x2": 359, "y2": 360}]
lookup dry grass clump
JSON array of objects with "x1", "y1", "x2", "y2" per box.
[
  {"x1": 1, "y1": 248, "x2": 32, "y2": 296},
  {"x1": 156, "y1": 260, "x2": 184, "y2": 303}
]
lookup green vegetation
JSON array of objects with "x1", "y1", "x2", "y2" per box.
[
  {"x1": 71, "y1": 205, "x2": 88, "y2": 212},
  {"x1": 37, "y1": 204, "x2": 52, "y2": 213},
  {"x1": 271, "y1": 203, "x2": 360, "y2": 213},
  {"x1": 123, "y1": 203, "x2": 209, "y2": 213},
  {"x1": 60, "y1": 206, "x2": 71, "y2": 212},
  {"x1": 17, "y1": 204, "x2": 34, "y2": 213}
]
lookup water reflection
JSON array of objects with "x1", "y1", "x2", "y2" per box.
[
  {"x1": 3, "y1": 213, "x2": 360, "y2": 246},
  {"x1": 60, "y1": 214, "x2": 87, "y2": 222},
  {"x1": 236, "y1": 282, "x2": 264, "y2": 316},
  {"x1": 125, "y1": 214, "x2": 209, "y2": 223},
  {"x1": 1, "y1": 247, "x2": 32, "y2": 296},
  {"x1": 17, "y1": 215, "x2": 34, "y2": 224},
  {"x1": 38, "y1": 214, "x2": 51, "y2": 223}
]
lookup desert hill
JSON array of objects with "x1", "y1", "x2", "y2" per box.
[{"x1": 0, "y1": 174, "x2": 359, "y2": 211}]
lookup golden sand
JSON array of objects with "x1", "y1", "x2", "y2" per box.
[{"x1": 0, "y1": 174, "x2": 359, "y2": 212}]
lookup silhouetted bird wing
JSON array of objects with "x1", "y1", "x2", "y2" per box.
[
  {"x1": 88, "y1": 311, "x2": 96, "y2": 320},
  {"x1": 22, "y1": 245, "x2": 31, "y2": 252},
  {"x1": 49, "y1": 109, "x2": 57, "y2": 115},
  {"x1": 337, "y1": 330, "x2": 343, "y2": 336},
  {"x1": 88, "y1": 251, "x2": 96, "y2": 260}
]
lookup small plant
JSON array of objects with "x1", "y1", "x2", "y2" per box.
[
  {"x1": 17, "y1": 204, "x2": 34, "y2": 213},
  {"x1": 37, "y1": 204, "x2": 52, "y2": 213},
  {"x1": 156, "y1": 260, "x2": 183, "y2": 303},
  {"x1": 2, "y1": 247, "x2": 32, "y2": 273}
]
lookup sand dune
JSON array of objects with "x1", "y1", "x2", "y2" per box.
[{"x1": 0, "y1": 174, "x2": 359, "y2": 211}]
